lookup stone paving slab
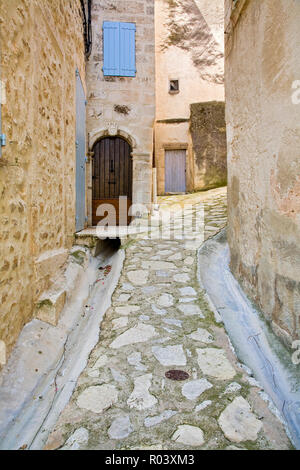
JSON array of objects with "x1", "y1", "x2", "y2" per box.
[{"x1": 45, "y1": 189, "x2": 292, "y2": 450}]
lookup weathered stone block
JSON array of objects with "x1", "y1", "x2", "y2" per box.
[
  {"x1": 34, "y1": 249, "x2": 68, "y2": 282},
  {"x1": 35, "y1": 289, "x2": 67, "y2": 326}
]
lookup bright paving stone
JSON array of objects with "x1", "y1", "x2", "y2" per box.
[
  {"x1": 184, "y1": 257, "x2": 195, "y2": 266},
  {"x1": 110, "y1": 323, "x2": 158, "y2": 349},
  {"x1": 112, "y1": 317, "x2": 129, "y2": 330},
  {"x1": 173, "y1": 273, "x2": 190, "y2": 283},
  {"x1": 127, "y1": 352, "x2": 147, "y2": 371},
  {"x1": 182, "y1": 379, "x2": 213, "y2": 400},
  {"x1": 197, "y1": 348, "x2": 236, "y2": 380},
  {"x1": 127, "y1": 374, "x2": 158, "y2": 411},
  {"x1": 92, "y1": 354, "x2": 108, "y2": 369},
  {"x1": 179, "y1": 297, "x2": 197, "y2": 303},
  {"x1": 157, "y1": 293, "x2": 174, "y2": 307},
  {"x1": 110, "y1": 368, "x2": 126, "y2": 383},
  {"x1": 77, "y1": 385, "x2": 118, "y2": 414},
  {"x1": 117, "y1": 294, "x2": 131, "y2": 303},
  {"x1": 144, "y1": 410, "x2": 177, "y2": 428},
  {"x1": 108, "y1": 416, "x2": 133, "y2": 440},
  {"x1": 168, "y1": 253, "x2": 183, "y2": 261},
  {"x1": 127, "y1": 270, "x2": 149, "y2": 285},
  {"x1": 179, "y1": 287, "x2": 197, "y2": 296},
  {"x1": 61, "y1": 428, "x2": 89, "y2": 451},
  {"x1": 163, "y1": 318, "x2": 182, "y2": 328},
  {"x1": 195, "y1": 401, "x2": 212, "y2": 413},
  {"x1": 152, "y1": 345, "x2": 187, "y2": 366},
  {"x1": 115, "y1": 305, "x2": 140, "y2": 316},
  {"x1": 188, "y1": 328, "x2": 214, "y2": 343},
  {"x1": 218, "y1": 397, "x2": 263, "y2": 443},
  {"x1": 152, "y1": 304, "x2": 167, "y2": 315},
  {"x1": 178, "y1": 304, "x2": 204, "y2": 317},
  {"x1": 171, "y1": 425, "x2": 205, "y2": 447},
  {"x1": 224, "y1": 382, "x2": 242, "y2": 394},
  {"x1": 142, "y1": 261, "x2": 176, "y2": 271}
]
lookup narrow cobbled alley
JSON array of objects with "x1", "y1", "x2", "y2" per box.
[
  {"x1": 1, "y1": 0, "x2": 300, "y2": 454},
  {"x1": 45, "y1": 189, "x2": 291, "y2": 451}
]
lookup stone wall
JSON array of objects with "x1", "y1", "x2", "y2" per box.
[
  {"x1": 0, "y1": 0, "x2": 86, "y2": 361},
  {"x1": 155, "y1": 0, "x2": 225, "y2": 195},
  {"x1": 225, "y1": 0, "x2": 300, "y2": 346},
  {"x1": 190, "y1": 101, "x2": 227, "y2": 191},
  {"x1": 86, "y1": 0, "x2": 155, "y2": 218}
]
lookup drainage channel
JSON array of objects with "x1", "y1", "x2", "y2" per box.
[
  {"x1": 198, "y1": 230, "x2": 300, "y2": 449},
  {"x1": 0, "y1": 239, "x2": 124, "y2": 450}
]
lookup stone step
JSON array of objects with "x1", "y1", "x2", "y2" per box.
[{"x1": 35, "y1": 288, "x2": 67, "y2": 326}]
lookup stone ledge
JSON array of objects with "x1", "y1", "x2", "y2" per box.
[
  {"x1": 34, "y1": 246, "x2": 91, "y2": 326},
  {"x1": 34, "y1": 249, "x2": 68, "y2": 283}
]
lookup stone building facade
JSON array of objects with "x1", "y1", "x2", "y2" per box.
[
  {"x1": 155, "y1": 0, "x2": 226, "y2": 195},
  {"x1": 0, "y1": 0, "x2": 86, "y2": 361},
  {"x1": 86, "y1": 0, "x2": 155, "y2": 225},
  {"x1": 225, "y1": 0, "x2": 300, "y2": 346}
]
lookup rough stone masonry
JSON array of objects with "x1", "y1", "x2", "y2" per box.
[{"x1": 0, "y1": 0, "x2": 86, "y2": 360}]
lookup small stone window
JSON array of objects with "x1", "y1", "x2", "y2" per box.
[{"x1": 169, "y1": 80, "x2": 179, "y2": 94}]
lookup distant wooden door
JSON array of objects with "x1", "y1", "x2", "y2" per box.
[
  {"x1": 165, "y1": 149, "x2": 186, "y2": 193},
  {"x1": 92, "y1": 137, "x2": 132, "y2": 226}
]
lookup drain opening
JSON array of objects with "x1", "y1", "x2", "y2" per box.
[{"x1": 165, "y1": 370, "x2": 189, "y2": 381}]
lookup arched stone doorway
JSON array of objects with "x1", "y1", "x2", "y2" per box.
[{"x1": 92, "y1": 136, "x2": 133, "y2": 226}]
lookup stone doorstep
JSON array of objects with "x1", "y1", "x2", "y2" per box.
[
  {"x1": 75, "y1": 234, "x2": 109, "y2": 256},
  {"x1": 75, "y1": 230, "x2": 129, "y2": 252},
  {"x1": 75, "y1": 215, "x2": 161, "y2": 250}
]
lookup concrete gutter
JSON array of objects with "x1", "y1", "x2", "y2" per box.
[
  {"x1": 198, "y1": 229, "x2": 300, "y2": 449},
  {"x1": 0, "y1": 243, "x2": 125, "y2": 450}
]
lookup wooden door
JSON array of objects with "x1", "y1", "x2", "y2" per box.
[
  {"x1": 92, "y1": 137, "x2": 132, "y2": 226},
  {"x1": 165, "y1": 149, "x2": 186, "y2": 193}
]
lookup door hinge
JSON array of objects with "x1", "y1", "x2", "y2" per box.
[
  {"x1": 76, "y1": 140, "x2": 79, "y2": 148},
  {"x1": 0, "y1": 134, "x2": 6, "y2": 147}
]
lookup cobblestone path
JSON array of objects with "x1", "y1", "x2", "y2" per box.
[{"x1": 46, "y1": 188, "x2": 291, "y2": 450}]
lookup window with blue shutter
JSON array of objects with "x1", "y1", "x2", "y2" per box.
[{"x1": 103, "y1": 21, "x2": 136, "y2": 77}]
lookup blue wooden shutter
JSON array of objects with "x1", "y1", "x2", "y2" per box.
[
  {"x1": 119, "y1": 22, "x2": 136, "y2": 77},
  {"x1": 103, "y1": 21, "x2": 136, "y2": 77},
  {"x1": 103, "y1": 21, "x2": 120, "y2": 76}
]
